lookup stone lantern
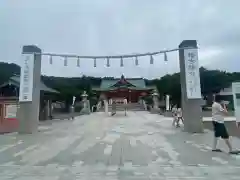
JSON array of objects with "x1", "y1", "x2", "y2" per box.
[
  {"x1": 81, "y1": 91, "x2": 88, "y2": 101},
  {"x1": 152, "y1": 90, "x2": 159, "y2": 110},
  {"x1": 80, "y1": 91, "x2": 90, "y2": 114}
]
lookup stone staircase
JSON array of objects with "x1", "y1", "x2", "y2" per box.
[{"x1": 108, "y1": 103, "x2": 145, "y2": 111}]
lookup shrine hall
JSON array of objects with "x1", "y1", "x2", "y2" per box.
[{"x1": 93, "y1": 75, "x2": 156, "y2": 103}]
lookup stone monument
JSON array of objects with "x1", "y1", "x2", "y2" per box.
[
  {"x1": 151, "y1": 90, "x2": 160, "y2": 114},
  {"x1": 18, "y1": 46, "x2": 42, "y2": 134},
  {"x1": 179, "y1": 40, "x2": 203, "y2": 133}
]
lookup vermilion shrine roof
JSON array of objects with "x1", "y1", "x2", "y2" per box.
[{"x1": 92, "y1": 75, "x2": 156, "y2": 91}]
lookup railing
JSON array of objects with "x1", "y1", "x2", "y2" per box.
[{"x1": 108, "y1": 102, "x2": 146, "y2": 111}]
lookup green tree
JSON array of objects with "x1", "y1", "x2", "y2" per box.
[{"x1": 1, "y1": 62, "x2": 240, "y2": 108}]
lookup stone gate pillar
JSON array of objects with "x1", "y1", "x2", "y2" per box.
[
  {"x1": 18, "y1": 45, "x2": 42, "y2": 134},
  {"x1": 179, "y1": 40, "x2": 204, "y2": 133}
]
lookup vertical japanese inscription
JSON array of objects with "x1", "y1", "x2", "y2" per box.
[
  {"x1": 19, "y1": 54, "x2": 34, "y2": 102},
  {"x1": 23, "y1": 56, "x2": 30, "y2": 100},
  {"x1": 184, "y1": 49, "x2": 201, "y2": 99}
]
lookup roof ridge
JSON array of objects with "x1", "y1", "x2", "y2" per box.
[{"x1": 113, "y1": 78, "x2": 144, "y2": 80}]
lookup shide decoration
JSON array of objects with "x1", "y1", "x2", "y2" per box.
[{"x1": 47, "y1": 47, "x2": 205, "y2": 68}]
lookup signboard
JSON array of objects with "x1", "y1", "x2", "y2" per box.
[
  {"x1": 19, "y1": 54, "x2": 34, "y2": 102},
  {"x1": 5, "y1": 104, "x2": 18, "y2": 119},
  {"x1": 232, "y1": 82, "x2": 240, "y2": 122},
  {"x1": 166, "y1": 95, "x2": 170, "y2": 111},
  {"x1": 184, "y1": 48, "x2": 201, "y2": 99}
]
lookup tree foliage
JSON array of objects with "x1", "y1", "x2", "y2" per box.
[
  {"x1": 0, "y1": 62, "x2": 20, "y2": 85},
  {"x1": 1, "y1": 62, "x2": 240, "y2": 106}
]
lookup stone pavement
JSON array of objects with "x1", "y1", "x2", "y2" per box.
[{"x1": 1, "y1": 111, "x2": 240, "y2": 179}]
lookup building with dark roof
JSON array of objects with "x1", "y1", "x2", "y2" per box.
[
  {"x1": 0, "y1": 75, "x2": 58, "y2": 96},
  {"x1": 93, "y1": 75, "x2": 156, "y2": 103},
  {"x1": 0, "y1": 75, "x2": 59, "y2": 125}
]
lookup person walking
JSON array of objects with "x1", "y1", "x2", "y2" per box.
[
  {"x1": 212, "y1": 95, "x2": 238, "y2": 154},
  {"x1": 172, "y1": 105, "x2": 178, "y2": 127},
  {"x1": 176, "y1": 107, "x2": 184, "y2": 127},
  {"x1": 111, "y1": 99, "x2": 116, "y2": 116}
]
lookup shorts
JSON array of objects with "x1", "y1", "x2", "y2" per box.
[
  {"x1": 178, "y1": 116, "x2": 183, "y2": 121},
  {"x1": 212, "y1": 121, "x2": 229, "y2": 139},
  {"x1": 237, "y1": 122, "x2": 240, "y2": 128}
]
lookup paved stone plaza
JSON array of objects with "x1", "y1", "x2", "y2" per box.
[{"x1": 1, "y1": 111, "x2": 240, "y2": 179}]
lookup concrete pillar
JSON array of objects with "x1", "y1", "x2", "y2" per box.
[
  {"x1": 18, "y1": 45, "x2": 41, "y2": 134},
  {"x1": 104, "y1": 99, "x2": 108, "y2": 114},
  {"x1": 179, "y1": 40, "x2": 204, "y2": 133},
  {"x1": 152, "y1": 90, "x2": 159, "y2": 109}
]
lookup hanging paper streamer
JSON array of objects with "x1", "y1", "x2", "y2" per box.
[
  {"x1": 164, "y1": 52, "x2": 168, "y2": 62},
  {"x1": 94, "y1": 58, "x2": 97, "y2": 67},
  {"x1": 77, "y1": 57, "x2": 80, "y2": 67},
  {"x1": 107, "y1": 57, "x2": 110, "y2": 67},
  {"x1": 120, "y1": 57, "x2": 124, "y2": 67},
  {"x1": 164, "y1": 52, "x2": 169, "y2": 75},
  {"x1": 135, "y1": 56, "x2": 139, "y2": 66},
  {"x1": 150, "y1": 55, "x2": 154, "y2": 64},
  {"x1": 49, "y1": 56, "x2": 53, "y2": 64},
  {"x1": 64, "y1": 56, "x2": 67, "y2": 66}
]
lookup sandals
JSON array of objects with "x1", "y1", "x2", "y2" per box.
[
  {"x1": 212, "y1": 149, "x2": 240, "y2": 154},
  {"x1": 212, "y1": 149, "x2": 222, "y2": 152},
  {"x1": 229, "y1": 150, "x2": 240, "y2": 154}
]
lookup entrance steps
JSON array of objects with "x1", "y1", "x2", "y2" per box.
[{"x1": 108, "y1": 103, "x2": 145, "y2": 111}]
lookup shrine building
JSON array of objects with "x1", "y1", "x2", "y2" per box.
[{"x1": 93, "y1": 75, "x2": 156, "y2": 103}]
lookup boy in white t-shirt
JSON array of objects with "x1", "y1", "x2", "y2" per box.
[
  {"x1": 212, "y1": 95, "x2": 238, "y2": 154},
  {"x1": 176, "y1": 108, "x2": 184, "y2": 127}
]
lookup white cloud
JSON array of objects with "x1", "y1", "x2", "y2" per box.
[
  {"x1": 0, "y1": 0, "x2": 240, "y2": 78},
  {"x1": 199, "y1": 48, "x2": 223, "y2": 66}
]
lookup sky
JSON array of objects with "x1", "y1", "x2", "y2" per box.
[{"x1": 0, "y1": 0, "x2": 240, "y2": 79}]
